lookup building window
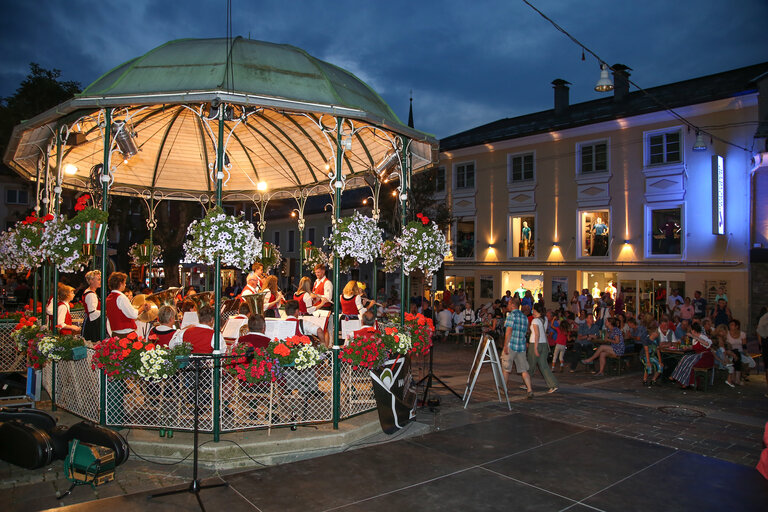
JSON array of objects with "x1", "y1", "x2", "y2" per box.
[
  {"x1": 508, "y1": 153, "x2": 534, "y2": 183},
  {"x1": 5, "y1": 189, "x2": 29, "y2": 205},
  {"x1": 579, "y1": 210, "x2": 610, "y2": 257},
  {"x1": 308, "y1": 227, "x2": 316, "y2": 245},
  {"x1": 648, "y1": 206, "x2": 683, "y2": 256},
  {"x1": 578, "y1": 141, "x2": 608, "y2": 174},
  {"x1": 445, "y1": 276, "x2": 475, "y2": 302},
  {"x1": 435, "y1": 166, "x2": 446, "y2": 193},
  {"x1": 647, "y1": 130, "x2": 681, "y2": 165},
  {"x1": 455, "y1": 162, "x2": 475, "y2": 190},
  {"x1": 288, "y1": 230, "x2": 295, "y2": 253},
  {"x1": 273, "y1": 231, "x2": 280, "y2": 247},
  {"x1": 508, "y1": 215, "x2": 535, "y2": 258},
  {"x1": 480, "y1": 275, "x2": 494, "y2": 299},
  {"x1": 455, "y1": 220, "x2": 475, "y2": 259}
]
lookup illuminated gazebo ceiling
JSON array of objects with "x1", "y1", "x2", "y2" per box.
[{"x1": 4, "y1": 37, "x2": 437, "y2": 198}]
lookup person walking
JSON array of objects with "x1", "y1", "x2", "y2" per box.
[
  {"x1": 527, "y1": 303, "x2": 559, "y2": 393},
  {"x1": 501, "y1": 297, "x2": 534, "y2": 398}
]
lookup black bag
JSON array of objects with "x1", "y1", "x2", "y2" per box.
[
  {"x1": 66, "y1": 421, "x2": 129, "y2": 466},
  {"x1": 0, "y1": 421, "x2": 67, "y2": 469},
  {"x1": 0, "y1": 407, "x2": 57, "y2": 431}
]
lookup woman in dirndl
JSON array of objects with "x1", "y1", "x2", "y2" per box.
[
  {"x1": 81, "y1": 270, "x2": 101, "y2": 342},
  {"x1": 670, "y1": 322, "x2": 714, "y2": 388}
]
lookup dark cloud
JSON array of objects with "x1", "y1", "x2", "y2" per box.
[{"x1": 1, "y1": 0, "x2": 766, "y2": 138}]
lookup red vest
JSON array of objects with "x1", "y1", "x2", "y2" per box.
[
  {"x1": 183, "y1": 326, "x2": 214, "y2": 354},
  {"x1": 294, "y1": 292, "x2": 309, "y2": 315},
  {"x1": 150, "y1": 326, "x2": 176, "y2": 347},
  {"x1": 340, "y1": 294, "x2": 359, "y2": 316},
  {"x1": 105, "y1": 291, "x2": 137, "y2": 332},
  {"x1": 239, "y1": 333, "x2": 271, "y2": 350},
  {"x1": 82, "y1": 289, "x2": 100, "y2": 318},
  {"x1": 57, "y1": 302, "x2": 73, "y2": 335},
  {"x1": 313, "y1": 278, "x2": 331, "y2": 309}
]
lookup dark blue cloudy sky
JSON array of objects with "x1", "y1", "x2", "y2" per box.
[{"x1": 1, "y1": 0, "x2": 766, "y2": 138}]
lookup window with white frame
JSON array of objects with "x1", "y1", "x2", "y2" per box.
[
  {"x1": 578, "y1": 141, "x2": 608, "y2": 174},
  {"x1": 579, "y1": 210, "x2": 610, "y2": 257},
  {"x1": 5, "y1": 189, "x2": 28, "y2": 205},
  {"x1": 455, "y1": 162, "x2": 475, "y2": 190},
  {"x1": 455, "y1": 219, "x2": 475, "y2": 259},
  {"x1": 435, "y1": 166, "x2": 446, "y2": 193},
  {"x1": 647, "y1": 206, "x2": 683, "y2": 256},
  {"x1": 508, "y1": 215, "x2": 535, "y2": 258},
  {"x1": 647, "y1": 129, "x2": 681, "y2": 166},
  {"x1": 508, "y1": 153, "x2": 534, "y2": 183}
]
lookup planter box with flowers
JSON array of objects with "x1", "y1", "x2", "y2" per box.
[
  {"x1": 37, "y1": 333, "x2": 88, "y2": 362},
  {"x1": 72, "y1": 194, "x2": 108, "y2": 245},
  {"x1": 91, "y1": 332, "x2": 192, "y2": 381},
  {"x1": 226, "y1": 335, "x2": 327, "y2": 387},
  {"x1": 183, "y1": 206, "x2": 262, "y2": 270},
  {"x1": 10, "y1": 315, "x2": 49, "y2": 369}
]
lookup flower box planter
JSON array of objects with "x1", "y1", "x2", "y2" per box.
[
  {"x1": 83, "y1": 221, "x2": 106, "y2": 245},
  {"x1": 70, "y1": 346, "x2": 87, "y2": 361}
]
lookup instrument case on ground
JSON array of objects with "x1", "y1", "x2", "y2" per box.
[
  {"x1": 66, "y1": 420, "x2": 129, "y2": 466},
  {"x1": 0, "y1": 407, "x2": 57, "y2": 431},
  {"x1": 0, "y1": 421, "x2": 68, "y2": 469}
]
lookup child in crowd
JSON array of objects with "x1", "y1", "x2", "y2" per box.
[
  {"x1": 551, "y1": 318, "x2": 569, "y2": 372},
  {"x1": 713, "y1": 335, "x2": 738, "y2": 387}
]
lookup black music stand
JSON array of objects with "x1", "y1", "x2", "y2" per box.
[
  {"x1": 148, "y1": 353, "x2": 228, "y2": 512},
  {"x1": 416, "y1": 283, "x2": 461, "y2": 403}
]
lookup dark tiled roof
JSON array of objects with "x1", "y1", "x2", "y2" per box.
[{"x1": 440, "y1": 62, "x2": 768, "y2": 152}]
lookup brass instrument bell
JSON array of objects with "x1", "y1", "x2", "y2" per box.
[
  {"x1": 187, "y1": 291, "x2": 214, "y2": 310},
  {"x1": 136, "y1": 287, "x2": 180, "y2": 323},
  {"x1": 242, "y1": 291, "x2": 270, "y2": 317}
]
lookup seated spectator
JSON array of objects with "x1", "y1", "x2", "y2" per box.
[
  {"x1": 581, "y1": 317, "x2": 624, "y2": 376},
  {"x1": 570, "y1": 314, "x2": 599, "y2": 372},
  {"x1": 675, "y1": 319, "x2": 691, "y2": 342},
  {"x1": 237, "y1": 314, "x2": 271, "y2": 350},
  {"x1": 149, "y1": 306, "x2": 177, "y2": 346},
  {"x1": 435, "y1": 302, "x2": 453, "y2": 340},
  {"x1": 454, "y1": 302, "x2": 476, "y2": 333},
  {"x1": 670, "y1": 322, "x2": 714, "y2": 388}
]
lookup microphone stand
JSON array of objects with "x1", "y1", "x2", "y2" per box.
[
  {"x1": 416, "y1": 281, "x2": 461, "y2": 404},
  {"x1": 149, "y1": 350, "x2": 250, "y2": 511}
]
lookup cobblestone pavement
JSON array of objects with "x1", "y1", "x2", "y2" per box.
[{"x1": 2, "y1": 340, "x2": 766, "y2": 511}]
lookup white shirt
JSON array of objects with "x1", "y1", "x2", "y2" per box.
[
  {"x1": 83, "y1": 290, "x2": 100, "y2": 321},
  {"x1": 285, "y1": 315, "x2": 322, "y2": 338},
  {"x1": 667, "y1": 294, "x2": 683, "y2": 311},
  {"x1": 299, "y1": 292, "x2": 317, "y2": 314},
  {"x1": 756, "y1": 312, "x2": 768, "y2": 339},
  {"x1": 436, "y1": 309, "x2": 453, "y2": 332},
  {"x1": 241, "y1": 283, "x2": 259, "y2": 297},
  {"x1": 454, "y1": 308, "x2": 475, "y2": 326},
  {"x1": 529, "y1": 317, "x2": 548, "y2": 344}
]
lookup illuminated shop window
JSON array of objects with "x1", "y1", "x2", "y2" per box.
[
  {"x1": 580, "y1": 210, "x2": 610, "y2": 257},
  {"x1": 455, "y1": 220, "x2": 475, "y2": 259},
  {"x1": 646, "y1": 206, "x2": 684, "y2": 256},
  {"x1": 508, "y1": 215, "x2": 535, "y2": 258}
]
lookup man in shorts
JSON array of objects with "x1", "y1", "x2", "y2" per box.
[{"x1": 501, "y1": 296, "x2": 534, "y2": 399}]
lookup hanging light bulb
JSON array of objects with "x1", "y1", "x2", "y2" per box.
[
  {"x1": 63, "y1": 164, "x2": 78, "y2": 175},
  {"x1": 594, "y1": 63, "x2": 614, "y2": 92},
  {"x1": 692, "y1": 131, "x2": 707, "y2": 151},
  {"x1": 256, "y1": 181, "x2": 267, "y2": 191}
]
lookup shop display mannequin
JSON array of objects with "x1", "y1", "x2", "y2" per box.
[
  {"x1": 592, "y1": 282, "x2": 601, "y2": 299},
  {"x1": 592, "y1": 217, "x2": 609, "y2": 256},
  {"x1": 605, "y1": 280, "x2": 617, "y2": 300},
  {"x1": 521, "y1": 221, "x2": 532, "y2": 257}
]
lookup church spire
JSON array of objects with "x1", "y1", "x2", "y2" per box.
[{"x1": 407, "y1": 90, "x2": 414, "y2": 128}]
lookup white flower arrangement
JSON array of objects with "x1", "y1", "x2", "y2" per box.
[
  {"x1": 37, "y1": 335, "x2": 62, "y2": 361},
  {"x1": 391, "y1": 331, "x2": 412, "y2": 355},
  {"x1": 396, "y1": 214, "x2": 450, "y2": 278},
  {"x1": 3, "y1": 214, "x2": 47, "y2": 270},
  {"x1": 256, "y1": 242, "x2": 283, "y2": 273},
  {"x1": 183, "y1": 206, "x2": 263, "y2": 270},
  {"x1": 129, "y1": 239, "x2": 163, "y2": 267},
  {"x1": 293, "y1": 344, "x2": 322, "y2": 370},
  {"x1": 0, "y1": 229, "x2": 20, "y2": 270},
  {"x1": 40, "y1": 215, "x2": 89, "y2": 273},
  {"x1": 327, "y1": 210, "x2": 382, "y2": 265},
  {"x1": 137, "y1": 347, "x2": 175, "y2": 381}
]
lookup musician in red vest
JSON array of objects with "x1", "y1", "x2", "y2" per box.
[
  {"x1": 105, "y1": 272, "x2": 148, "y2": 338},
  {"x1": 170, "y1": 305, "x2": 216, "y2": 354},
  {"x1": 352, "y1": 311, "x2": 378, "y2": 340},
  {"x1": 293, "y1": 277, "x2": 318, "y2": 316},
  {"x1": 149, "y1": 306, "x2": 177, "y2": 347},
  {"x1": 237, "y1": 314, "x2": 272, "y2": 350},
  {"x1": 52, "y1": 283, "x2": 81, "y2": 335},
  {"x1": 283, "y1": 300, "x2": 328, "y2": 346},
  {"x1": 238, "y1": 270, "x2": 261, "y2": 298},
  {"x1": 340, "y1": 280, "x2": 368, "y2": 319},
  {"x1": 312, "y1": 263, "x2": 333, "y2": 310}
]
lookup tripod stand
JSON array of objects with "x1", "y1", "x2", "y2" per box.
[
  {"x1": 416, "y1": 283, "x2": 461, "y2": 404},
  {"x1": 149, "y1": 354, "x2": 227, "y2": 512}
]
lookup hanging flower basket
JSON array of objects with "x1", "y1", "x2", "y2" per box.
[
  {"x1": 129, "y1": 239, "x2": 163, "y2": 266},
  {"x1": 40, "y1": 214, "x2": 90, "y2": 273},
  {"x1": 396, "y1": 213, "x2": 449, "y2": 278},
  {"x1": 82, "y1": 220, "x2": 106, "y2": 245},
  {"x1": 326, "y1": 210, "x2": 383, "y2": 266},
  {"x1": 380, "y1": 240, "x2": 401, "y2": 273},
  {"x1": 253, "y1": 242, "x2": 282, "y2": 273},
  {"x1": 183, "y1": 206, "x2": 263, "y2": 270},
  {"x1": 2, "y1": 213, "x2": 49, "y2": 270},
  {"x1": 72, "y1": 194, "x2": 108, "y2": 245},
  {"x1": 302, "y1": 240, "x2": 329, "y2": 270}
]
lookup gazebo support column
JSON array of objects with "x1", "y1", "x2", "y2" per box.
[
  {"x1": 212, "y1": 103, "x2": 226, "y2": 442},
  {"x1": 332, "y1": 117, "x2": 343, "y2": 430},
  {"x1": 99, "y1": 110, "x2": 111, "y2": 426},
  {"x1": 399, "y1": 136, "x2": 410, "y2": 324}
]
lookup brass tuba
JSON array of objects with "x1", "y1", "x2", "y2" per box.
[
  {"x1": 187, "y1": 291, "x2": 214, "y2": 311},
  {"x1": 242, "y1": 291, "x2": 271, "y2": 317},
  {"x1": 137, "y1": 287, "x2": 181, "y2": 323}
]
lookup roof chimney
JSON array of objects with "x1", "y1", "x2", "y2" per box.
[
  {"x1": 552, "y1": 79, "x2": 571, "y2": 115},
  {"x1": 612, "y1": 64, "x2": 632, "y2": 102}
]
